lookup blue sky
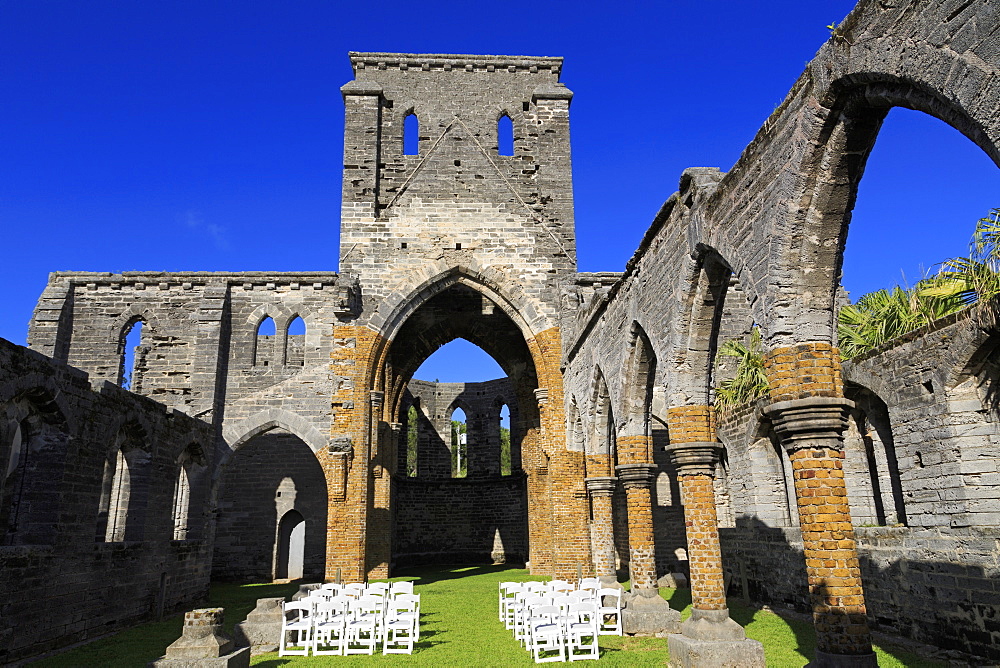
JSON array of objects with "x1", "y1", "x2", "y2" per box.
[{"x1": 1, "y1": 1, "x2": 997, "y2": 383}]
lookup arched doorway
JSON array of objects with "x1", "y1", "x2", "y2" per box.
[
  {"x1": 213, "y1": 427, "x2": 327, "y2": 582},
  {"x1": 275, "y1": 509, "x2": 306, "y2": 580}
]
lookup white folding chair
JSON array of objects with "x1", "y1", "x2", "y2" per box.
[
  {"x1": 550, "y1": 579, "x2": 573, "y2": 594},
  {"x1": 390, "y1": 581, "x2": 414, "y2": 597},
  {"x1": 389, "y1": 593, "x2": 421, "y2": 641},
  {"x1": 515, "y1": 594, "x2": 551, "y2": 647},
  {"x1": 566, "y1": 602, "x2": 600, "y2": 660},
  {"x1": 502, "y1": 583, "x2": 525, "y2": 629},
  {"x1": 312, "y1": 597, "x2": 349, "y2": 656},
  {"x1": 278, "y1": 600, "x2": 313, "y2": 656},
  {"x1": 596, "y1": 587, "x2": 622, "y2": 635},
  {"x1": 499, "y1": 581, "x2": 519, "y2": 620},
  {"x1": 383, "y1": 596, "x2": 419, "y2": 654},
  {"x1": 344, "y1": 596, "x2": 382, "y2": 655},
  {"x1": 528, "y1": 604, "x2": 566, "y2": 663},
  {"x1": 366, "y1": 582, "x2": 390, "y2": 596}
]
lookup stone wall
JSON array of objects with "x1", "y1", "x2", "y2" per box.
[
  {"x1": 212, "y1": 429, "x2": 328, "y2": 582},
  {"x1": 713, "y1": 312, "x2": 1000, "y2": 659},
  {"x1": 393, "y1": 475, "x2": 528, "y2": 565},
  {"x1": 0, "y1": 337, "x2": 215, "y2": 664}
]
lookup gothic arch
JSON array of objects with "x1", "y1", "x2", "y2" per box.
[
  {"x1": 221, "y1": 409, "x2": 329, "y2": 466},
  {"x1": 768, "y1": 63, "x2": 1000, "y2": 346},
  {"x1": 367, "y1": 261, "x2": 552, "y2": 344}
]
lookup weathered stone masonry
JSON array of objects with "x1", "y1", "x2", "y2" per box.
[{"x1": 3, "y1": 0, "x2": 1000, "y2": 663}]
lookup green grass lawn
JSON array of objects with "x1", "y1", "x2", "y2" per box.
[{"x1": 34, "y1": 565, "x2": 943, "y2": 667}]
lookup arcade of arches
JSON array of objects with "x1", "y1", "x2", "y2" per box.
[{"x1": 3, "y1": 3, "x2": 1000, "y2": 665}]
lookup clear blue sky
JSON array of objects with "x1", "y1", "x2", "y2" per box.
[{"x1": 1, "y1": 1, "x2": 997, "y2": 383}]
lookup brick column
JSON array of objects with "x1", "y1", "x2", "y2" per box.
[
  {"x1": 666, "y1": 440, "x2": 764, "y2": 666},
  {"x1": 615, "y1": 461, "x2": 680, "y2": 635},
  {"x1": 367, "y1": 390, "x2": 390, "y2": 578},
  {"x1": 763, "y1": 343, "x2": 877, "y2": 667},
  {"x1": 615, "y1": 463, "x2": 658, "y2": 591},
  {"x1": 585, "y1": 476, "x2": 617, "y2": 585}
]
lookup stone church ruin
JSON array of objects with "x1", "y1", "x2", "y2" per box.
[{"x1": 2, "y1": 0, "x2": 1000, "y2": 664}]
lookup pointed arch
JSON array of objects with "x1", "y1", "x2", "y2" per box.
[
  {"x1": 497, "y1": 112, "x2": 514, "y2": 156},
  {"x1": 1, "y1": 386, "x2": 69, "y2": 546},
  {"x1": 403, "y1": 110, "x2": 419, "y2": 156},
  {"x1": 96, "y1": 421, "x2": 151, "y2": 543},
  {"x1": 621, "y1": 322, "x2": 657, "y2": 442},
  {"x1": 771, "y1": 69, "x2": 1000, "y2": 346}
]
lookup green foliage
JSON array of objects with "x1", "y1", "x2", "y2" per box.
[
  {"x1": 839, "y1": 208, "x2": 1000, "y2": 360},
  {"x1": 714, "y1": 326, "x2": 770, "y2": 411},
  {"x1": 451, "y1": 418, "x2": 468, "y2": 477},
  {"x1": 500, "y1": 426, "x2": 511, "y2": 475}
]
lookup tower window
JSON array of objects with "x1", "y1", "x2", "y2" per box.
[
  {"x1": 404, "y1": 113, "x2": 419, "y2": 156},
  {"x1": 498, "y1": 114, "x2": 514, "y2": 156}
]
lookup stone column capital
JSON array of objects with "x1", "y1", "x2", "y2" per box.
[
  {"x1": 533, "y1": 387, "x2": 549, "y2": 405},
  {"x1": 763, "y1": 396, "x2": 854, "y2": 454},
  {"x1": 615, "y1": 463, "x2": 657, "y2": 489},
  {"x1": 369, "y1": 390, "x2": 384, "y2": 408},
  {"x1": 666, "y1": 441, "x2": 722, "y2": 476},
  {"x1": 584, "y1": 476, "x2": 617, "y2": 496}
]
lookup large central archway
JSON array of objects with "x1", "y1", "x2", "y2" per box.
[
  {"x1": 346, "y1": 271, "x2": 591, "y2": 580},
  {"x1": 381, "y1": 283, "x2": 540, "y2": 570}
]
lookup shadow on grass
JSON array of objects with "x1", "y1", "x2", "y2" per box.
[{"x1": 387, "y1": 563, "x2": 527, "y2": 586}]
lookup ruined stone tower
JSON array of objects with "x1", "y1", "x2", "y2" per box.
[{"x1": 339, "y1": 52, "x2": 576, "y2": 314}]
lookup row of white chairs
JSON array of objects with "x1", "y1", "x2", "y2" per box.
[
  {"x1": 498, "y1": 580, "x2": 623, "y2": 663},
  {"x1": 280, "y1": 582, "x2": 420, "y2": 656}
]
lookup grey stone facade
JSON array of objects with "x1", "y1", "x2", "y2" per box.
[{"x1": 3, "y1": 0, "x2": 1000, "y2": 662}]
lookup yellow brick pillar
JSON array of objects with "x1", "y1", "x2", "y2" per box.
[
  {"x1": 584, "y1": 476, "x2": 617, "y2": 585},
  {"x1": 614, "y1": 433, "x2": 657, "y2": 592},
  {"x1": 763, "y1": 343, "x2": 877, "y2": 667},
  {"x1": 615, "y1": 447, "x2": 680, "y2": 635},
  {"x1": 664, "y1": 418, "x2": 765, "y2": 665}
]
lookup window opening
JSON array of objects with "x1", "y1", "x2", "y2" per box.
[
  {"x1": 406, "y1": 404, "x2": 419, "y2": 477},
  {"x1": 499, "y1": 403, "x2": 511, "y2": 476},
  {"x1": 286, "y1": 316, "x2": 306, "y2": 367},
  {"x1": 404, "y1": 113, "x2": 419, "y2": 156},
  {"x1": 120, "y1": 320, "x2": 144, "y2": 391},
  {"x1": 451, "y1": 407, "x2": 468, "y2": 478},
  {"x1": 2, "y1": 421, "x2": 27, "y2": 543},
  {"x1": 254, "y1": 316, "x2": 276, "y2": 367},
  {"x1": 498, "y1": 114, "x2": 514, "y2": 156},
  {"x1": 172, "y1": 466, "x2": 190, "y2": 540}
]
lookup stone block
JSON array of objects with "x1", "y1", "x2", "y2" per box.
[
  {"x1": 148, "y1": 648, "x2": 250, "y2": 668},
  {"x1": 622, "y1": 590, "x2": 680, "y2": 636},
  {"x1": 149, "y1": 609, "x2": 249, "y2": 668},
  {"x1": 233, "y1": 598, "x2": 284, "y2": 654},
  {"x1": 667, "y1": 634, "x2": 766, "y2": 668},
  {"x1": 658, "y1": 572, "x2": 689, "y2": 589}
]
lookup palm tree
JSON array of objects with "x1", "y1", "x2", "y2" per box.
[
  {"x1": 839, "y1": 208, "x2": 1000, "y2": 360},
  {"x1": 714, "y1": 326, "x2": 770, "y2": 410}
]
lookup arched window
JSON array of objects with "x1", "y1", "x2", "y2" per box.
[
  {"x1": 254, "y1": 316, "x2": 276, "y2": 367},
  {"x1": 172, "y1": 443, "x2": 206, "y2": 541},
  {"x1": 499, "y1": 403, "x2": 511, "y2": 476},
  {"x1": 406, "y1": 403, "x2": 419, "y2": 477},
  {"x1": 172, "y1": 466, "x2": 190, "y2": 540},
  {"x1": 404, "y1": 112, "x2": 419, "y2": 156},
  {"x1": 2, "y1": 420, "x2": 27, "y2": 542},
  {"x1": 285, "y1": 316, "x2": 306, "y2": 367},
  {"x1": 451, "y1": 407, "x2": 468, "y2": 478},
  {"x1": 119, "y1": 319, "x2": 146, "y2": 391},
  {"x1": 2, "y1": 394, "x2": 69, "y2": 546},
  {"x1": 498, "y1": 114, "x2": 514, "y2": 156},
  {"x1": 97, "y1": 428, "x2": 150, "y2": 543}
]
